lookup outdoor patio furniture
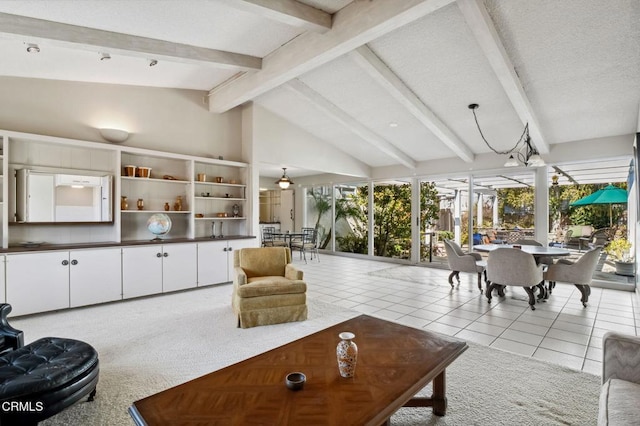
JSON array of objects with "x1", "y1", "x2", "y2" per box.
[
  {"x1": 486, "y1": 247, "x2": 545, "y2": 310},
  {"x1": 443, "y1": 240, "x2": 486, "y2": 292},
  {"x1": 544, "y1": 247, "x2": 602, "y2": 307}
]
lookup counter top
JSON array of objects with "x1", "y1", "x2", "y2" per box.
[{"x1": 3, "y1": 235, "x2": 256, "y2": 254}]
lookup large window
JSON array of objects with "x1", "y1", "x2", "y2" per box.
[
  {"x1": 305, "y1": 185, "x2": 333, "y2": 250},
  {"x1": 372, "y1": 181, "x2": 412, "y2": 259},
  {"x1": 334, "y1": 183, "x2": 369, "y2": 255}
]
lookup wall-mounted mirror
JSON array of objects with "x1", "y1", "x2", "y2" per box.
[{"x1": 15, "y1": 169, "x2": 113, "y2": 223}]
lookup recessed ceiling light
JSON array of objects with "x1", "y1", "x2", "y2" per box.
[
  {"x1": 389, "y1": 122, "x2": 399, "y2": 128},
  {"x1": 26, "y1": 43, "x2": 40, "y2": 53},
  {"x1": 100, "y1": 53, "x2": 111, "y2": 61},
  {"x1": 149, "y1": 59, "x2": 158, "y2": 67}
]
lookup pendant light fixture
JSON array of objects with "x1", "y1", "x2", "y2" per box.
[
  {"x1": 468, "y1": 103, "x2": 544, "y2": 167},
  {"x1": 276, "y1": 168, "x2": 294, "y2": 189}
]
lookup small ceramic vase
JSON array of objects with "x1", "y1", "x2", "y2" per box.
[
  {"x1": 137, "y1": 198, "x2": 144, "y2": 210},
  {"x1": 336, "y1": 332, "x2": 357, "y2": 378},
  {"x1": 164, "y1": 202, "x2": 170, "y2": 211},
  {"x1": 121, "y1": 196, "x2": 128, "y2": 210}
]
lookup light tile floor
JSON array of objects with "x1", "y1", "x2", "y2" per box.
[{"x1": 294, "y1": 254, "x2": 640, "y2": 376}]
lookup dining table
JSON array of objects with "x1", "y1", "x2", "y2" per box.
[
  {"x1": 272, "y1": 231, "x2": 305, "y2": 249},
  {"x1": 472, "y1": 243, "x2": 570, "y2": 259}
]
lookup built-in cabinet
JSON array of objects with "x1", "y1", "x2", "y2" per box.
[
  {"x1": 122, "y1": 243, "x2": 197, "y2": 299},
  {"x1": 197, "y1": 238, "x2": 255, "y2": 286},
  {"x1": 6, "y1": 247, "x2": 121, "y2": 316},
  {"x1": 0, "y1": 129, "x2": 257, "y2": 316},
  {"x1": 0, "y1": 129, "x2": 252, "y2": 247}
]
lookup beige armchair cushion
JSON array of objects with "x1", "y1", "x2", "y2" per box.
[{"x1": 232, "y1": 247, "x2": 307, "y2": 328}]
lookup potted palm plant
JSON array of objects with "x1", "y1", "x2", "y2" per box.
[{"x1": 605, "y1": 238, "x2": 635, "y2": 276}]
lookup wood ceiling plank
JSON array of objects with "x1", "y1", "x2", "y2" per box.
[
  {"x1": 221, "y1": 0, "x2": 332, "y2": 33},
  {"x1": 457, "y1": 0, "x2": 549, "y2": 155},
  {"x1": 209, "y1": 0, "x2": 456, "y2": 112},
  {"x1": 351, "y1": 46, "x2": 475, "y2": 163},
  {"x1": 286, "y1": 79, "x2": 417, "y2": 169},
  {"x1": 0, "y1": 12, "x2": 261, "y2": 71}
]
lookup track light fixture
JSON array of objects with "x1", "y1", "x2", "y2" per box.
[
  {"x1": 26, "y1": 43, "x2": 40, "y2": 53},
  {"x1": 468, "y1": 103, "x2": 544, "y2": 167},
  {"x1": 149, "y1": 59, "x2": 158, "y2": 67},
  {"x1": 275, "y1": 168, "x2": 294, "y2": 189},
  {"x1": 100, "y1": 53, "x2": 111, "y2": 61}
]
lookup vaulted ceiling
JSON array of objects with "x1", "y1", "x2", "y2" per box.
[{"x1": 0, "y1": 0, "x2": 638, "y2": 184}]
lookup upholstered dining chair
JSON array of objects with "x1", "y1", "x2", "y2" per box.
[
  {"x1": 513, "y1": 239, "x2": 554, "y2": 267},
  {"x1": 486, "y1": 247, "x2": 544, "y2": 310},
  {"x1": 544, "y1": 247, "x2": 602, "y2": 307},
  {"x1": 443, "y1": 239, "x2": 487, "y2": 292},
  {"x1": 232, "y1": 247, "x2": 307, "y2": 328}
]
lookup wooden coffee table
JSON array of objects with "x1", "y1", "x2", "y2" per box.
[{"x1": 129, "y1": 314, "x2": 468, "y2": 425}]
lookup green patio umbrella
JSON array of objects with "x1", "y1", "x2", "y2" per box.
[{"x1": 570, "y1": 184, "x2": 627, "y2": 227}]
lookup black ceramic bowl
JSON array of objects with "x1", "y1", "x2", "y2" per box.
[{"x1": 285, "y1": 372, "x2": 306, "y2": 390}]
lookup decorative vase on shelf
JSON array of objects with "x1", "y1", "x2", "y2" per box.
[
  {"x1": 137, "y1": 198, "x2": 144, "y2": 210},
  {"x1": 121, "y1": 196, "x2": 128, "y2": 210},
  {"x1": 164, "y1": 202, "x2": 170, "y2": 211},
  {"x1": 336, "y1": 332, "x2": 358, "y2": 378},
  {"x1": 174, "y1": 196, "x2": 183, "y2": 211}
]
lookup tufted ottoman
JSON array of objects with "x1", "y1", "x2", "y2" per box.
[{"x1": 0, "y1": 337, "x2": 99, "y2": 426}]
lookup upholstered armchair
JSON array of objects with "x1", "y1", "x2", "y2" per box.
[
  {"x1": 544, "y1": 247, "x2": 601, "y2": 307},
  {"x1": 443, "y1": 239, "x2": 487, "y2": 292},
  {"x1": 598, "y1": 332, "x2": 640, "y2": 425},
  {"x1": 486, "y1": 247, "x2": 544, "y2": 310},
  {"x1": 232, "y1": 247, "x2": 307, "y2": 328}
]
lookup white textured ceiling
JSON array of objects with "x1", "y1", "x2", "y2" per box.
[{"x1": 0, "y1": 0, "x2": 637, "y2": 182}]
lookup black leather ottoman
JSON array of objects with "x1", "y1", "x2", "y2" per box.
[{"x1": 0, "y1": 337, "x2": 99, "y2": 426}]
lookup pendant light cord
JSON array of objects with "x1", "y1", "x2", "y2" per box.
[{"x1": 469, "y1": 105, "x2": 529, "y2": 155}]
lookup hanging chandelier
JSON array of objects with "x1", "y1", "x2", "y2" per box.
[
  {"x1": 468, "y1": 103, "x2": 544, "y2": 167},
  {"x1": 275, "y1": 168, "x2": 294, "y2": 189}
]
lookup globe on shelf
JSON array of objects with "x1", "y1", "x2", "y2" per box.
[{"x1": 147, "y1": 213, "x2": 172, "y2": 240}]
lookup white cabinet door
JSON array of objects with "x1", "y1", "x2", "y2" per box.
[
  {"x1": 6, "y1": 251, "x2": 70, "y2": 316},
  {"x1": 162, "y1": 243, "x2": 197, "y2": 292},
  {"x1": 70, "y1": 248, "x2": 122, "y2": 307},
  {"x1": 197, "y1": 240, "x2": 229, "y2": 286},
  {"x1": 226, "y1": 239, "x2": 258, "y2": 281},
  {"x1": 122, "y1": 245, "x2": 162, "y2": 299}
]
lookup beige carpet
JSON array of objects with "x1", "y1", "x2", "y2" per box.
[{"x1": 9, "y1": 284, "x2": 600, "y2": 425}]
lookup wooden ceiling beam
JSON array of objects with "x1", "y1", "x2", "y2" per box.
[
  {"x1": 286, "y1": 79, "x2": 417, "y2": 169},
  {"x1": 350, "y1": 45, "x2": 475, "y2": 163},
  {"x1": 221, "y1": 0, "x2": 331, "y2": 33},
  {"x1": 0, "y1": 12, "x2": 261, "y2": 71},
  {"x1": 457, "y1": 0, "x2": 549, "y2": 154},
  {"x1": 209, "y1": 0, "x2": 456, "y2": 112}
]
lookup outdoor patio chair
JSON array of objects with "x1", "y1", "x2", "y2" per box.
[
  {"x1": 544, "y1": 247, "x2": 602, "y2": 307},
  {"x1": 443, "y1": 239, "x2": 487, "y2": 292}
]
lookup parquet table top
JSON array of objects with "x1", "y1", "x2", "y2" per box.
[{"x1": 129, "y1": 314, "x2": 468, "y2": 425}]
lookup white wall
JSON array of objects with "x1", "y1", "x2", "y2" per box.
[
  {"x1": 250, "y1": 104, "x2": 370, "y2": 178},
  {"x1": 0, "y1": 76, "x2": 242, "y2": 160}
]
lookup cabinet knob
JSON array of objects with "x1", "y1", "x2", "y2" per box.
[
  {"x1": 71, "y1": 259, "x2": 78, "y2": 265},
  {"x1": 156, "y1": 253, "x2": 162, "y2": 258},
  {"x1": 223, "y1": 247, "x2": 227, "y2": 252},
  {"x1": 228, "y1": 247, "x2": 233, "y2": 251},
  {"x1": 163, "y1": 252, "x2": 169, "y2": 257},
  {"x1": 61, "y1": 260, "x2": 69, "y2": 266}
]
